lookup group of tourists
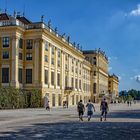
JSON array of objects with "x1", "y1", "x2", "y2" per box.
[
  {"x1": 45, "y1": 96, "x2": 109, "y2": 122},
  {"x1": 77, "y1": 98, "x2": 109, "y2": 122}
]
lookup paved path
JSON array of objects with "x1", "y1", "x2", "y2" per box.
[{"x1": 0, "y1": 103, "x2": 140, "y2": 140}]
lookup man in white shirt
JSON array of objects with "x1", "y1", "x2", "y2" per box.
[{"x1": 86, "y1": 99, "x2": 96, "y2": 121}]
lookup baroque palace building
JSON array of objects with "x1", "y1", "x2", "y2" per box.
[
  {"x1": 108, "y1": 74, "x2": 119, "y2": 101},
  {"x1": 0, "y1": 11, "x2": 119, "y2": 107},
  {"x1": 83, "y1": 50, "x2": 109, "y2": 103}
]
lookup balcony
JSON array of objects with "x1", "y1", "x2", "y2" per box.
[{"x1": 65, "y1": 87, "x2": 74, "y2": 91}]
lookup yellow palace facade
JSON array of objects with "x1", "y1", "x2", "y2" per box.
[{"x1": 0, "y1": 12, "x2": 119, "y2": 107}]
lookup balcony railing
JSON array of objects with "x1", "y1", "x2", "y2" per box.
[{"x1": 65, "y1": 87, "x2": 74, "y2": 91}]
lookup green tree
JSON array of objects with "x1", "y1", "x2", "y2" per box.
[{"x1": 128, "y1": 89, "x2": 138, "y2": 99}]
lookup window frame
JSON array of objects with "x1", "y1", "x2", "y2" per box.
[
  {"x1": 2, "y1": 51, "x2": 9, "y2": 59},
  {"x1": 26, "y1": 39, "x2": 33, "y2": 49},
  {"x1": 26, "y1": 53, "x2": 32, "y2": 60},
  {"x1": 2, "y1": 68, "x2": 9, "y2": 83},
  {"x1": 2, "y1": 37, "x2": 9, "y2": 48},
  {"x1": 26, "y1": 69, "x2": 32, "y2": 84}
]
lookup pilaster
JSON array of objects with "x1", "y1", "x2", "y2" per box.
[
  {"x1": 34, "y1": 39, "x2": 40, "y2": 86},
  {"x1": 54, "y1": 48, "x2": 58, "y2": 88},
  {"x1": 48, "y1": 44, "x2": 52, "y2": 88},
  {"x1": 10, "y1": 36, "x2": 19, "y2": 88}
]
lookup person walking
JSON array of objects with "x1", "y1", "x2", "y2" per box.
[
  {"x1": 86, "y1": 99, "x2": 96, "y2": 121},
  {"x1": 127, "y1": 101, "x2": 129, "y2": 106},
  {"x1": 45, "y1": 100, "x2": 50, "y2": 111},
  {"x1": 77, "y1": 100, "x2": 85, "y2": 121},
  {"x1": 100, "y1": 98, "x2": 109, "y2": 121}
]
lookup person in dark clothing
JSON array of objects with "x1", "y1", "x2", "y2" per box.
[
  {"x1": 77, "y1": 100, "x2": 85, "y2": 121},
  {"x1": 100, "y1": 98, "x2": 109, "y2": 121}
]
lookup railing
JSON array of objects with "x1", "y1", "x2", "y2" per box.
[
  {"x1": 65, "y1": 87, "x2": 74, "y2": 91},
  {"x1": 0, "y1": 19, "x2": 83, "y2": 53}
]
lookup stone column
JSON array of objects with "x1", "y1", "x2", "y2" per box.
[
  {"x1": 11, "y1": 36, "x2": 19, "y2": 88},
  {"x1": 34, "y1": 40, "x2": 40, "y2": 86},
  {"x1": 48, "y1": 44, "x2": 52, "y2": 88},
  {"x1": 55, "y1": 48, "x2": 58, "y2": 88},
  {"x1": 73, "y1": 59, "x2": 75, "y2": 90},
  {"x1": 68, "y1": 55, "x2": 71, "y2": 87},
  {"x1": 77, "y1": 61, "x2": 79, "y2": 91},
  {"x1": 61, "y1": 51, "x2": 65, "y2": 89},
  {"x1": 81, "y1": 63, "x2": 83, "y2": 92},
  {"x1": 40, "y1": 40, "x2": 45, "y2": 87}
]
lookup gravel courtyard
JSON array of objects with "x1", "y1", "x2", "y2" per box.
[{"x1": 0, "y1": 103, "x2": 140, "y2": 140}]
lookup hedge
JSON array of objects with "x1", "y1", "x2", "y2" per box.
[{"x1": 0, "y1": 87, "x2": 42, "y2": 109}]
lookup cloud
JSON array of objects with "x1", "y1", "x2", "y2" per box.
[
  {"x1": 134, "y1": 75, "x2": 140, "y2": 83},
  {"x1": 130, "y1": 4, "x2": 140, "y2": 16}
]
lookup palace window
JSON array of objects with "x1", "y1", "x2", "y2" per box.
[
  {"x1": 57, "y1": 73, "x2": 60, "y2": 86},
  {"x1": 45, "y1": 42, "x2": 48, "y2": 51},
  {"x1": 26, "y1": 53, "x2": 32, "y2": 60},
  {"x1": 58, "y1": 50, "x2": 61, "y2": 58},
  {"x1": 94, "y1": 71, "x2": 96, "y2": 76},
  {"x1": 52, "y1": 94, "x2": 55, "y2": 106},
  {"x1": 45, "y1": 55, "x2": 48, "y2": 62},
  {"x1": 65, "y1": 64, "x2": 68, "y2": 70},
  {"x1": 79, "y1": 80, "x2": 81, "y2": 90},
  {"x1": 72, "y1": 58, "x2": 74, "y2": 64},
  {"x1": 65, "y1": 76, "x2": 68, "y2": 87},
  {"x1": 79, "y1": 70, "x2": 81, "y2": 75},
  {"x1": 93, "y1": 83, "x2": 96, "y2": 93},
  {"x1": 26, "y1": 39, "x2": 32, "y2": 49},
  {"x1": 65, "y1": 55, "x2": 68, "y2": 61},
  {"x1": 75, "y1": 68, "x2": 78, "y2": 73},
  {"x1": 58, "y1": 94, "x2": 61, "y2": 106},
  {"x1": 93, "y1": 57, "x2": 96, "y2": 65},
  {"x1": 19, "y1": 38, "x2": 23, "y2": 49},
  {"x1": 26, "y1": 69, "x2": 32, "y2": 84},
  {"x1": 52, "y1": 46, "x2": 55, "y2": 55},
  {"x1": 45, "y1": 70, "x2": 48, "y2": 84},
  {"x1": 71, "y1": 77, "x2": 74, "y2": 88},
  {"x1": 3, "y1": 37, "x2": 9, "y2": 48},
  {"x1": 19, "y1": 53, "x2": 22, "y2": 60},
  {"x1": 75, "y1": 79, "x2": 78, "y2": 89},
  {"x1": 72, "y1": 66, "x2": 74, "y2": 72},
  {"x1": 2, "y1": 51, "x2": 9, "y2": 59},
  {"x1": 58, "y1": 60, "x2": 60, "y2": 67},
  {"x1": 51, "y1": 71, "x2": 54, "y2": 85},
  {"x1": 2, "y1": 68, "x2": 9, "y2": 83},
  {"x1": 18, "y1": 68, "x2": 23, "y2": 83},
  {"x1": 76, "y1": 61, "x2": 78, "y2": 66}
]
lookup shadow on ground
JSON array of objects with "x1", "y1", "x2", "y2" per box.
[
  {"x1": 0, "y1": 121, "x2": 140, "y2": 140},
  {"x1": 107, "y1": 109, "x2": 140, "y2": 119}
]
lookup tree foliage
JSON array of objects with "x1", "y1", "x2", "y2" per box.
[
  {"x1": 119, "y1": 89, "x2": 140, "y2": 102},
  {"x1": 0, "y1": 87, "x2": 42, "y2": 109}
]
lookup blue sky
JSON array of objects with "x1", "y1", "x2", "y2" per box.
[{"x1": 0, "y1": 0, "x2": 140, "y2": 91}]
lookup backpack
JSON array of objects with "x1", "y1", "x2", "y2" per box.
[{"x1": 78, "y1": 102, "x2": 84, "y2": 111}]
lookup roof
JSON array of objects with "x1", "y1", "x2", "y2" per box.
[
  {"x1": 16, "y1": 16, "x2": 32, "y2": 24},
  {"x1": 83, "y1": 50, "x2": 97, "y2": 54},
  {"x1": 0, "y1": 13, "x2": 9, "y2": 21}
]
